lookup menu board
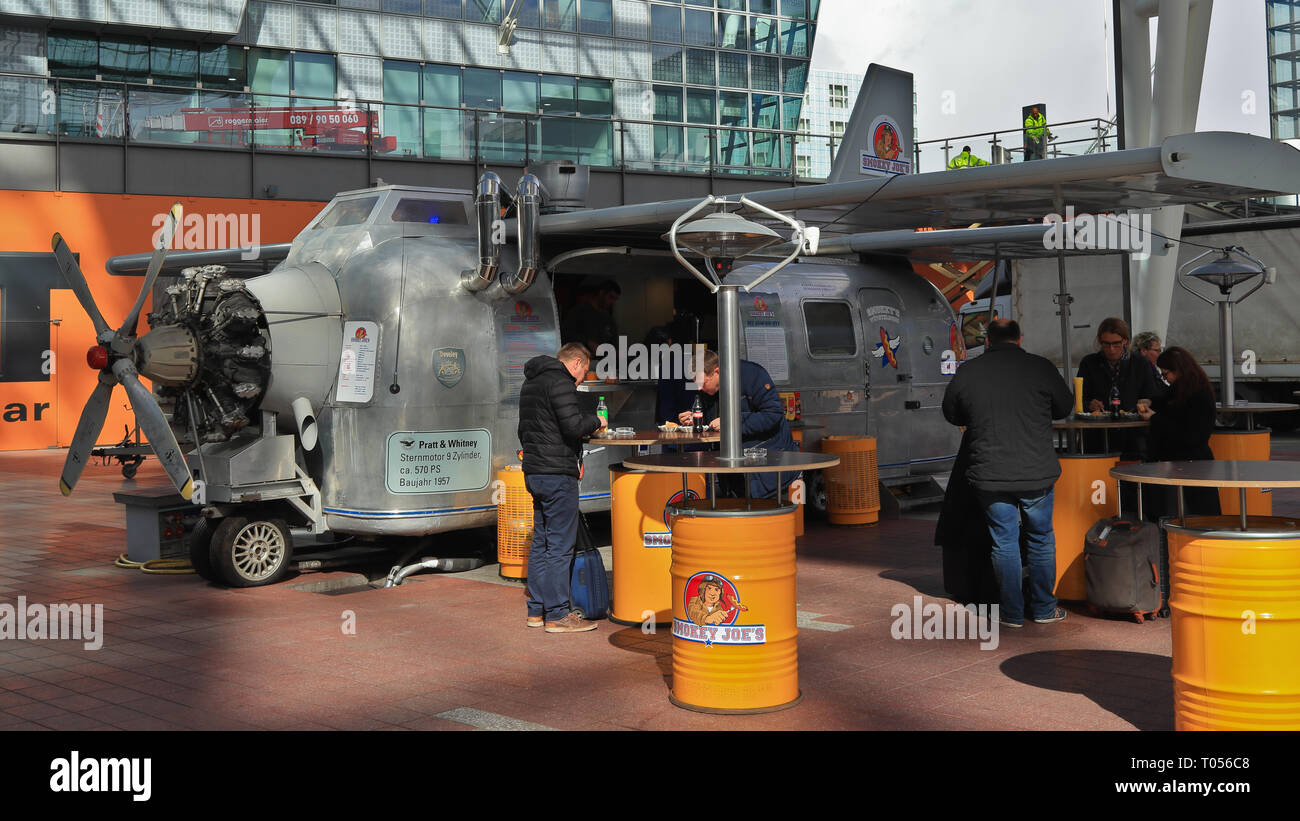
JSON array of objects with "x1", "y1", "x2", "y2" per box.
[
  {"x1": 742, "y1": 291, "x2": 789, "y2": 383},
  {"x1": 335, "y1": 321, "x2": 378, "y2": 403}
]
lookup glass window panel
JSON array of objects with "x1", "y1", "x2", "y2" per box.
[
  {"x1": 477, "y1": 110, "x2": 536, "y2": 161},
  {"x1": 780, "y1": 0, "x2": 807, "y2": 18},
  {"x1": 389, "y1": 198, "x2": 469, "y2": 224},
  {"x1": 718, "y1": 51, "x2": 746, "y2": 87},
  {"x1": 151, "y1": 41, "x2": 198, "y2": 87},
  {"x1": 781, "y1": 59, "x2": 807, "y2": 93},
  {"x1": 49, "y1": 33, "x2": 99, "y2": 79},
  {"x1": 718, "y1": 0, "x2": 744, "y2": 8},
  {"x1": 129, "y1": 86, "x2": 199, "y2": 144},
  {"x1": 504, "y1": 71, "x2": 538, "y2": 111},
  {"x1": 718, "y1": 90, "x2": 746, "y2": 125},
  {"x1": 653, "y1": 84, "x2": 683, "y2": 121},
  {"x1": 464, "y1": 67, "x2": 502, "y2": 108},
  {"x1": 684, "y1": 9, "x2": 715, "y2": 45},
  {"x1": 686, "y1": 126, "x2": 711, "y2": 166},
  {"x1": 780, "y1": 20, "x2": 809, "y2": 56},
  {"x1": 750, "y1": 16, "x2": 778, "y2": 52},
  {"x1": 718, "y1": 13, "x2": 747, "y2": 49},
  {"x1": 685, "y1": 48, "x2": 715, "y2": 85},
  {"x1": 200, "y1": 45, "x2": 247, "y2": 90},
  {"x1": 540, "y1": 74, "x2": 577, "y2": 114},
  {"x1": 652, "y1": 45, "x2": 683, "y2": 82},
  {"x1": 809, "y1": 0, "x2": 820, "y2": 17},
  {"x1": 426, "y1": 0, "x2": 462, "y2": 16},
  {"x1": 465, "y1": 0, "x2": 501, "y2": 22},
  {"x1": 56, "y1": 82, "x2": 121, "y2": 137},
  {"x1": 100, "y1": 37, "x2": 149, "y2": 83},
  {"x1": 749, "y1": 0, "x2": 773, "y2": 12},
  {"x1": 423, "y1": 106, "x2": 466, "y2": 157},
  {"x1": 294, "y1": 52, "x2": 336, "y2": 99},
  {"x1": 545, "y1": 0, "x2": 577, "y2": 30},
  {"x1": 686, "y1": 87, "x2": 714, "y2": 123},
  {"x1": 654, "y1": 124, "x2": 684, "y2": 166},
  {"x1": 750, "y1": 129, "x2": 781, "y2": 168},
  {"x1": 781, "y1": 94, "x2": 801, "y2": 130},
  {"x1": 577, "y1": 78, "x2": 613, "y2": 116},
  {"x1": 751, "y1": 92, "x2": 778, "y2": 129},
  {"x1": 750, "y1": 54, "x2": 778, "y2": 90},
  {"x1": 314, "y1": 196, "x2": 380, "y2": 229},
  {"x1": 717, "y1": 128, "x2": 748, "y2": 166},
  {"x1": 651, "y1": 5, "x2": 682, "y2": 41},
  {"x1": 803, "y1": 301, "x2": 856, "y2": 355},
  {"x1": 516, "y1": 0, "x2": 540, "y2": 27},
  {"x1": 383, "y1": 60, "x2": 422, "y2": 155},
  {"x1": 249, "y1": 49, "x2": 291, "y2": 97},
  {"x1": 385, "y1": 0, "x2": 422, "y2": 11},
  {"x1": 685, "y1": 0, "x2": 712, "y2": 6},
  {"x1": 574, "y1": 118, "x2": 613, "y2": 165},
  {"x1": 423, "y1": 63, "x2": 461, "y2": 107},
  {"x1": 580, "y1": 0, "x2": 613, "y2": 35}
]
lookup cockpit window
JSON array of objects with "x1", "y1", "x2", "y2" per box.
[
  {"x1": 389, "y1": 198, "x2": 469, "y2": 225},
  {"x1": 312, "y1": 196, "x2": 380, "y2": 229},
  {"x1": 803, "y1": 300, "x2": 857, "y2": 356}
]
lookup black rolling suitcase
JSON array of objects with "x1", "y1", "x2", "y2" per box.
[{"x1": 1084, "y1": 517, "x2": 1163, "y2": 623}]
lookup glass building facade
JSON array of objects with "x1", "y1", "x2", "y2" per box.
[
  {"x1": 1269, "y1": 0, "x2": 1300, "y2": 139},
  {"x1": 0, "y1": 0, "x2": 821, "y2": 176}
]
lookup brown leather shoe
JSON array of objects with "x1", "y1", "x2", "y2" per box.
[
  {"x1": 526, "y1": 615, "x2": 544, "y2": 628},
  {"x1": 545, "y1": 612, "x2": 598, "y2": 633}
]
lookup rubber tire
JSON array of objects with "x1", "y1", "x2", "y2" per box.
[
  {"x1": 210, "y1": 515, "x2": 293, "y2": 588},
  {"x1": 121, "y1": 461, "x2": 139, "y2": 480},
  {"x1": 189, "y1": 517, "x2": 217, "y2": 581}
]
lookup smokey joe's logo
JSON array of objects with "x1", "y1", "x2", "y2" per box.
[
  {"x1": 860, "y1": 115, "x2": 911, "y2": 177},
  {"x1": 672, "y1": 571, "x2": 766, "y2": 646},
  {"x1": 433, "y1": 347, "x2": 466, "y2": 388}
]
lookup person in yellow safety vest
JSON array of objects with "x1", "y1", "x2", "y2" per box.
[
  {"x1": 948, "y1": 145, "x2": 990, "y2": 169},
  {"x1": 1023, "y1": 106, "x2": 1053, "y2": 161}
]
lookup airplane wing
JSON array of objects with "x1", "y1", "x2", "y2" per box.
[
  {"x1": 106, "y1": 243, "x2": 294, "y2": 277},
  {"x1": 537, "y1": 132, "x2": 1300, "y2": 255}
]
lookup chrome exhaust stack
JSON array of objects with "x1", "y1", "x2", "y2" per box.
[
  {"x1": 500, "y1": 173, "x2": 542, "y2": 296},
  {"x1": 461, "y1": 172, "x2": 504, "y2": 293}
]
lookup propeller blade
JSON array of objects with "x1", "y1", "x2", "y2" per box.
[
  {"x1": 112, "y1": 358, "x2": 194, "y2": 500},
  {"x1": 52, "y1": 233, "x2": 111, "y2": 339},
  {"x1": 118, "y1": 202, "x2": 182, "y2": 338},
  {"x1": 58, "y1": 375, "x2": 115, "y2": 496}
]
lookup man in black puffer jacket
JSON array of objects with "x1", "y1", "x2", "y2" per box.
[
  {"x1": 518, "y1": 343, "x2": 606, "y2": 633},
  {"x1": 942, "y1": 319, "x2": 1073, "y2": 629}
]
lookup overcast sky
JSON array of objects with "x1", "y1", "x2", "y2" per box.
[{"x1": 811, "y1": 0, "x2": 1270, "y2": 147}]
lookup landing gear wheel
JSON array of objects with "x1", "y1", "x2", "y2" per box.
[
  {"x1": 121, "y1": 459, "x2": 140, "y2": 480},
  {"x1": 210, "y1": 515, "x2": 293, "y2": 588},
  {"x1": 189, "y1": 517, "x2": 216, "y2": 581}
]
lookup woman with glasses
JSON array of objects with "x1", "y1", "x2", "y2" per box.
[{"x1": 1076, "y1": 317, "x2": 1161, "y2": 459}]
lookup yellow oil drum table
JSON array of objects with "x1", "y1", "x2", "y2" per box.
[
  {"x1": 668, "y1": 499, "x2": 801, "y2": 714},
  {"x1": 1052, "y1": 454, "x2": 1120, "y2": 600},
  {"x1": 609, "y1": 464, "x2": 707, "y2": 627},
  {"x1": 791, "y1": 429, "x2": 804, "y2": 537},
  {"x1": 1209, "y1": 431, "x2": 1272, "y2": 517},
  {"x1": 819, "y1": 436, "x2": 880, "y2": 526},
  {"x1": 1166, "y1": 515, "x2": 1300, "y2": 730},
  {"x1": 495, "y1": 465, "x2": 532, "y2": 581}
]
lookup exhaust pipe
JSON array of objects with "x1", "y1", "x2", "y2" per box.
[
  {"x1": 500, "y1": 174, "x2": 542, "y2": 295},
  {"x1": 291, "y1": 396, "x2": 317, "y2": 451},
  {"x1": 461, "y1": 172, "x2": 504, "y2": 293},
  {"x1": 385, "y1": 557, "x2": 486, "y2": 587}
]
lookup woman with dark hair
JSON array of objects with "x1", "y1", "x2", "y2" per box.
[{"x1": 1136, "y1": 346, "x2": 1221, "y2": 516}]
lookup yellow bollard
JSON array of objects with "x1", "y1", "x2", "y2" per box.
[
  {"x1": 1167, "y1": 515, "x2": 1300, "y2": 730},
  {"x1": 669, "y1": 499, "x2": 800, "y2": 713}
]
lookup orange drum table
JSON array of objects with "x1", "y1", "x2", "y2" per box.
[
  {"x1": 1208, "y1": 403, "x2": 1298, "y2": 517},
  {"x1": 624, "y1": 450, "x2": 839, "y2": 713},
  {"x1": 1111, "y1": 461, "x2": 1300, "y2": 730}
]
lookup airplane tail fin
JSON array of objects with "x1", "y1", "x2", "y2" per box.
[{"x1": 826, "y1": 64, "x2": 915, "y2": 184}]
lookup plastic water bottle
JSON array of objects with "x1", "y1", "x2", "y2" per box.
[{"x1": 692, "y1": 395, "x2": 704, "y2": 434}]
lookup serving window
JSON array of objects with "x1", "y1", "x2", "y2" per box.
[{"x1": 802, "y1": 299, "x2": 856, "y2": 357}]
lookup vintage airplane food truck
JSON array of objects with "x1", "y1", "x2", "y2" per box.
[{"x1": 53, "y1": 65, "x2": 1300, "y2": 587}]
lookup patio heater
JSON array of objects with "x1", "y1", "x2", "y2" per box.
[
  {"x1": 663, "y1": 196, "x2": 810, "y2": 463},
  {"x1": 1177, "y1": 246, "x2": 1274, "y2": 406}
]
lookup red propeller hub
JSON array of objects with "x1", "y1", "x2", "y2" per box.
[{"x1": 86, "y1": 345, "x2": 109, "y2": 371}]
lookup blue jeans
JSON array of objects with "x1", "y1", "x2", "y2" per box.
[
  {"x1": 524, "y1": 473, "x2": 579, "y2": 622},
  {"x1": 976, "y1": 488, "x2": 1058, "y2": 624}
]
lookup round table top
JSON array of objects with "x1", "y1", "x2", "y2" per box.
[
  {"x1": 1109, "y1": 460, "x2": 1300, "y2": 488},
  {"x1": 591, "y1": 430, "x2": 720, "y2": 446},
  {"x1": 1214, "y1": 402, "x2": 1300, "y2": 413},
  {"x1": 1053, "y1": 417, "x2": 1149, "y2": 430},
  {"x1": 623, "y1": 450, "x2": 840, "y2": 474}
]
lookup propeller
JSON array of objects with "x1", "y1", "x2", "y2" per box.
[{"x1": 54, "y1": 203, "x2": 194, "y2": 499}]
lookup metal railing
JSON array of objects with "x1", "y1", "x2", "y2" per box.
[
  {"x1": 0, "y1": 72, "x2": 828, "y2": 180},
  {"x1": 912, "y1": 116, "x2": 1120, "y2": 173}
]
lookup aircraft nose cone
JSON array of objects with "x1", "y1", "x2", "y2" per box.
[{"x1": 134, "y1": 324, "x2": 200, "y2": 387}]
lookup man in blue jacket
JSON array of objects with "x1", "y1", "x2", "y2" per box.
[
  {"x1": 677, "y1": 349, "x2": 796, "y2": 499},
  {"x1": 942, "y1": 319, "x2": 1073, "y2": 628},
  {"x1": 517, "y1": 343, "x2": 606, "y2": 633}
]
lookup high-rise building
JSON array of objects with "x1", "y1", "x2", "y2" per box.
[
  {"x1": 1267, "y1": 0, "x2": 1300, "y2": 139},
  {"x1": 795, "y1": 68, "x2": 861, "y2": 178},
  {"x1": 0, "y1": 0, "x2": 820, "y2": 179}
]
